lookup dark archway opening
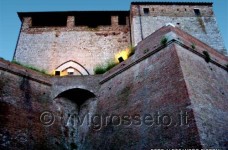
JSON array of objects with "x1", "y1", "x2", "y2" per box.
[
  {"x1": 54, "y1": 88, "x2": 96, "y2": 149},
  {"x1": 57, "y1": 88, "x2": 95, "y2": 108}
]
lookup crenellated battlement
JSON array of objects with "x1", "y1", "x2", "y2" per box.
[{"x1": 13, "y1": 2, "x2": 227, "y2": 77}]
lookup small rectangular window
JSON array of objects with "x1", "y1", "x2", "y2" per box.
[
  {"x1": 143, "y1": 8, "x2": 149, "y2": 15},
  {"x1": 55, "y1": 71, "x2": 60, "y2": 76},
  {"x1": 194, "y1": 9, "x2": 201, "y2": 16}
]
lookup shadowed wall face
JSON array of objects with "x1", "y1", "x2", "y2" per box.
[
  {"x1": 0, "y1": 61, "x2": 100, "y2": 149},
  {"x1": 82, "y1": 44, "x2": 202, "y2": 149},
  {"x1": 176, "y1": 45, "x2": 228, "y2": 148},
  {"x1": 54, "y1": 88, "x2": 97, "y2": 150},
  {"x1": 0, "y1": 68, "x2": 58, "y2": 149}
]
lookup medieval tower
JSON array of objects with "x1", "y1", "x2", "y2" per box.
[
  {"x1": 0, "y1": 2, "x2": 228, "y2": 150},
  {"x1": 13, "y1": 2, "x2": 226, "y2": 75}
]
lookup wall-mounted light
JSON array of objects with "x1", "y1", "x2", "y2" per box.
[
  {"x1": 118, "y1": 57, "x2": 124, "y2": 63},
  {"x1": 115, "y1": 48, "x2": 131, "y2": 63}
]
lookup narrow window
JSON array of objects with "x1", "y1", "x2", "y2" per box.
[
  {"x1": 194, "y1": 9, "x2": 201, "y2": 16},
  {"x1": 67, "y1": 68, "x2": 74, "y2": 75},
  {"x1": 143, "y1": 8, "x2": 149, "y2": 15}
]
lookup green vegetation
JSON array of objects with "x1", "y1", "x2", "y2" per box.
[
  {"x1": 94, "y1": 65, "x2": 106, "y2": 74},
  {"x1": 12, "y1": 60, "x2": 48, "y2": 74},
  {"x1": 191, "y1": 43, "x2": 196, "y2": 49},
  {"x1": 144, "y1": 48, "x2": 149, "y2": 54},
  {"x1": 94, "y1": 59, "x2": 117, "y2": 74},
  {"x1": 202, "y1": 51, "x2": 211, "y2": 63},
  {"x1": 160, "y1": 36, "x2": 168, "y2": 45},
  {"x1": 106, "y1": 60, "x2": 117, "y2": 71},
  {"x1": 94, "y1": 45, "x2": 135, "y2": 74}
]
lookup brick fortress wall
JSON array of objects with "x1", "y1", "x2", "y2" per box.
[
  {"x1": 130, "y1": 3, "x2": 227, "y2": 54},
  {"x1": 93, "y1": 26, "x2": 228, "y2": 149},
  {"x1": 1, "y1": 25, "x2": 228, "y2": 149},
  {"x1": 14, "y1": 12, "x2": 131, "y2": 74},
  {"x1": 13, "y1": 3, "x2": 227, "y2": 76},
  {"x1": 0, "y1": 59, "x2": 56, "y2": 149}
]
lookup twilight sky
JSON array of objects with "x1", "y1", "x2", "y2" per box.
[{"x1": 0, "y1": 0, "x2": 228, "y2": 60}]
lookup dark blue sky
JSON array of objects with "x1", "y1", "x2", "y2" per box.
[{"x1": 0, "y1": 0, "x2": 227, "y2": 60}]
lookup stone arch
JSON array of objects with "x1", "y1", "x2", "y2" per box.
[
  {"x1": 55, "y1": 88, "x2": 96, "y2": 107},
  {"x1": 52, "y1": 85, "x2": 97, "y2": 100},
  {"x1": 55, "y1": 60, "x2": 90, "y2": 75},
  {"x1": 53, "y1": 88, "x2": 97, "y2": 149}
]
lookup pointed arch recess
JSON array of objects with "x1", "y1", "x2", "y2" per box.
[{"x1": 55, "y1": 60, "x2": 90, "y2": 75}]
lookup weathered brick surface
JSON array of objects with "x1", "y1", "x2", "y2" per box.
[
  {"x1": 134, "y1": 26, "x2": 228, "y2": 65},
  {"x1": 176, "y1": 45, "x2": 228, "y2": 149},
  {"x1": 0, "y1": 59, "x2": 102, "y2": 150},
  {"x1": 83, "y1": 44, "x2": 201, "y2": 149},
  {"x1": 0, "y1": 61, "x2": 56, "y2": 149},
  {"x1": 101, "y1": 26, "x2": 227, "y2": 84},
  {"x1": 171, "y1": 27, "x2": 228, "y2": 64},
  {"x1": 130, "y1": 4, "x2": 226, "y2": 54},
  {"x1": 14, "y1": 3, "x2": 227, "y2": 76},
  {"x1": 51, "y1": 75, "x2": 102, "y2": 99},
  {"x1": 1, "y1": 23, "x2": 228, "y2": 149},
  {"x1": 0, "y1": 58, "x2": 51, "y2": 85},
  {"x1": 130, "y1": 4, "x2": 214, "y2": 17},
  {"x1": 14, "y1": 16, "x2": 130, "y2": 75}
]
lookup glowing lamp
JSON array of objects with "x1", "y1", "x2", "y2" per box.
[{"x1": 115, "y1": 48, "x2": 130, "y2": 63}]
